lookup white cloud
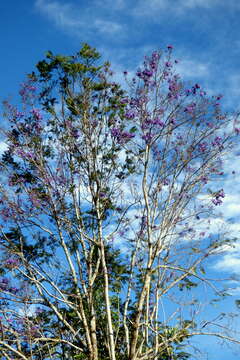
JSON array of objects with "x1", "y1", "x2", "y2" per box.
[
  {"x1": 35, "y1": 0, "x2": 80, "y2": 28},
  {"x1": 176, "y1": 58, "x2": 209, "y2": 79},
  {"x1": 214, "y1": 252, "x2": 240, "y2": 273},
  {"x1": 132, "y1": 0, "x2": 221, "y2": 17},
  {"x1": 35, "y1": 0, "x2": 123, "y2": 37},
  {"x1": 0, "y1": 141, "x2": 8, "y2": 155},
  {"x1": 222, "y1": 200, "x2": 240, "y2": 218},
  {"x1": 213, "y1": 226, "x2": 240, "y2": 273},
  {"x1": 94, "y1": 19, "x2": 122, "y2": 34},
  {"x1": 225, "y1": 74, "x2": 240, "y2": 101}
]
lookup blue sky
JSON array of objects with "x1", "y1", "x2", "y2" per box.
[
  {"x1": 1, "y1": 0, "x2": 240, "y2": 359},
  {"x1": 2, "y1": 0, "x2": 240, "y2": 109}
]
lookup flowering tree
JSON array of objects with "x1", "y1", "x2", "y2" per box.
[{"x1": 0, "y1": 43, "x2": 239, "y2": 360}]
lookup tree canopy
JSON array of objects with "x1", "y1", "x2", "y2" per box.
[{"x1": 0, "y1": 43, "x2": 239, "y2": 360}]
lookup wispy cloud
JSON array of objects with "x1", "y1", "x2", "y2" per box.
[
  {"x1": 132, "y1": 0, "x2": 222, "y2": 17},
  {"x1": 94, "y1": 19, "x2": 122, "y2": 34},
  {"x1": 214, "y1": 242, "x2": 240, "y2": 273},
  {"x1": 176, "y1": 58, "x2": 210, "y2": 79},
  {"x1": 35, "y1": 0, "x2": 123, "y2": 38},
  {"x1": 35, "y1": 0, "x2": 79, "y2": 28},
  {"x1": 94, "y1": 0, "x2": 126, "y2": 11}
]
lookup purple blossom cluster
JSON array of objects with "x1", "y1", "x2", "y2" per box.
[
  {"x1": 142, "y1": 132, "x2": 153, "y2": 144},
  {"x1": 200, "y1": 176, "x2": 208, "y2": 184},
  {"x1": 111, "y1": 127, "x2": 135, "y2": 144},
  {"x1": 30, "y1": 108, "x2": 42, "y2": 120},
  {"x1": 16, "y1": 148, "x2": 35, "y2": 161},
  {"x1": 184, "y1": 103, "x2": 196, "y2": 113},
  {"x1": 3, "y1": 101, "x2": 25, "y2": 124},
  {"x1": 191, "y1": 83, "x2": 201, "y2": 95},
  {"x1": 19, "y1": 80, "x2": 37, "y2": 102},
  {"x1": 212, "y1": 136, "x2": 223, "y2": 150},
  {"x1": 0, "y1": 278, "x2": 18, "y2": 294},
  {"x1": 142, "y1": 117, "x2": 165, "y2": 131},
  {"x1": 0, "y1": 316, "x2": 41, "y2": 340},
  {"x1": 168, "y1": 75, "x2": 182, "y2": 100},
  {"x1": 165, "y1": 61, "x2": 172, "y2": 68},
  {"x1": 29, "y1": 108, "x2": 43, "y2": 134},
  {"x1": 198, "y1": 142, "x2": 208, "y2": 153},
  {"x1": 124, "y1": 110, "x2": 136, "y2": 119},
  {"x1": 212, "y1": 189, "x2": 225, "y2": 206},
  {"x1": 163, "y1": 178, "x2": 170, "y2": 185},
  {"x1": 140, "y1": 113, "x2": 167, "y2": 143},
  {"x1": 135, "y1": 51, "x2": 160, "y2": 86},
  {"x1": 4, "y1": 257, "x2": 19, "y2": 269}
]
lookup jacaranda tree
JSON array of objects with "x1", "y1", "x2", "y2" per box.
[{"x1": 0, "y1": 44, "x2": 239, "y2": 360}]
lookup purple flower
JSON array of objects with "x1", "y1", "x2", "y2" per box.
[
  {"x1": 9, "y1": 287, "x2": 19, "y2": 294},
  {"x1": 111, "y1": 127, "x2": 135, "y2": 144},
  {"x1": 19, "y1": 80, "x2": 37, "y2": 102},
  {"x1": 71, "y1": 129, "x2": 79, "y2": 138},
  {"x1": 4, "y1": 258, "x2": 19, "y2": 268},
  {"x1": 31, "y1": 108, "x2": 42, "y2": 120},
  {"x1": 150, "y1": 60, "x2": 157, "y2": 70},
  {"x1": 0, "y1": 278, "x2": 9, "y2": 290},
  {"x1": 212, "y1": 136, "x2": 223, "y2": 148},
  {"x1": 142, "y1": 132, "x2": 153, "y2": 144},
  {"x1": 124, "y1": 110, "x2": 135, "y2": 119},
  {"x1": 184, "y1": 103, "x2": 196, "y2": 113},
  {"x1": 207, "y1": 122, "x2": 213, "y2": 128},
  {"x1": 165, "y1": 62, "x2": 172, "y2": 68},
  {"x1": 136, "y1": 68, "x2": 154, "y2": 83},
  {"x1": 212, "y1": 189, "x2": 225, "y2": 206},
  {"x1": 167, "y1": 45, "x2": 173, "y2": 50},
  {"x1": 142, "y1": 69, "x2": 153, "y2": 77},
  {"x1": 153, "y1": 117, "x2": 165, "y2": 127},
  {"x1": 218, "y1": 189, "x2": 225, "y2": 198},
  {"x1": 212, "y1": 198, "x2": 223, "y2": 206},
  {"x1": 111, "y1": 128, "x2": 121, "y2": 138},
  {"x1": 120, "y1": 98, "x2": 129, "y2": 104},
  {"x1": 152, "y1": 51, "x2": 160, "y2": 60},
  {"x1": 200, "y1": 176, "x2": 208, "y2": 184},
  {"x1": 16, "y1": 148, "x2": 35, "y2": 160},
  {"x1": 168, "y1": 80, "x2": 179, "y2": 93},
  {"x1": 170, "y1": 118, "x2": 176, "y2": 125},
  {"x1": 163, "y1": 178, "x2": 170, "y2": 185},
  {"x1": 198, "y1": 142, "x2": 207, "y2": 153},
  {"x1": 16, "y1": 111, "x2": 24, "y2": 118}
]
